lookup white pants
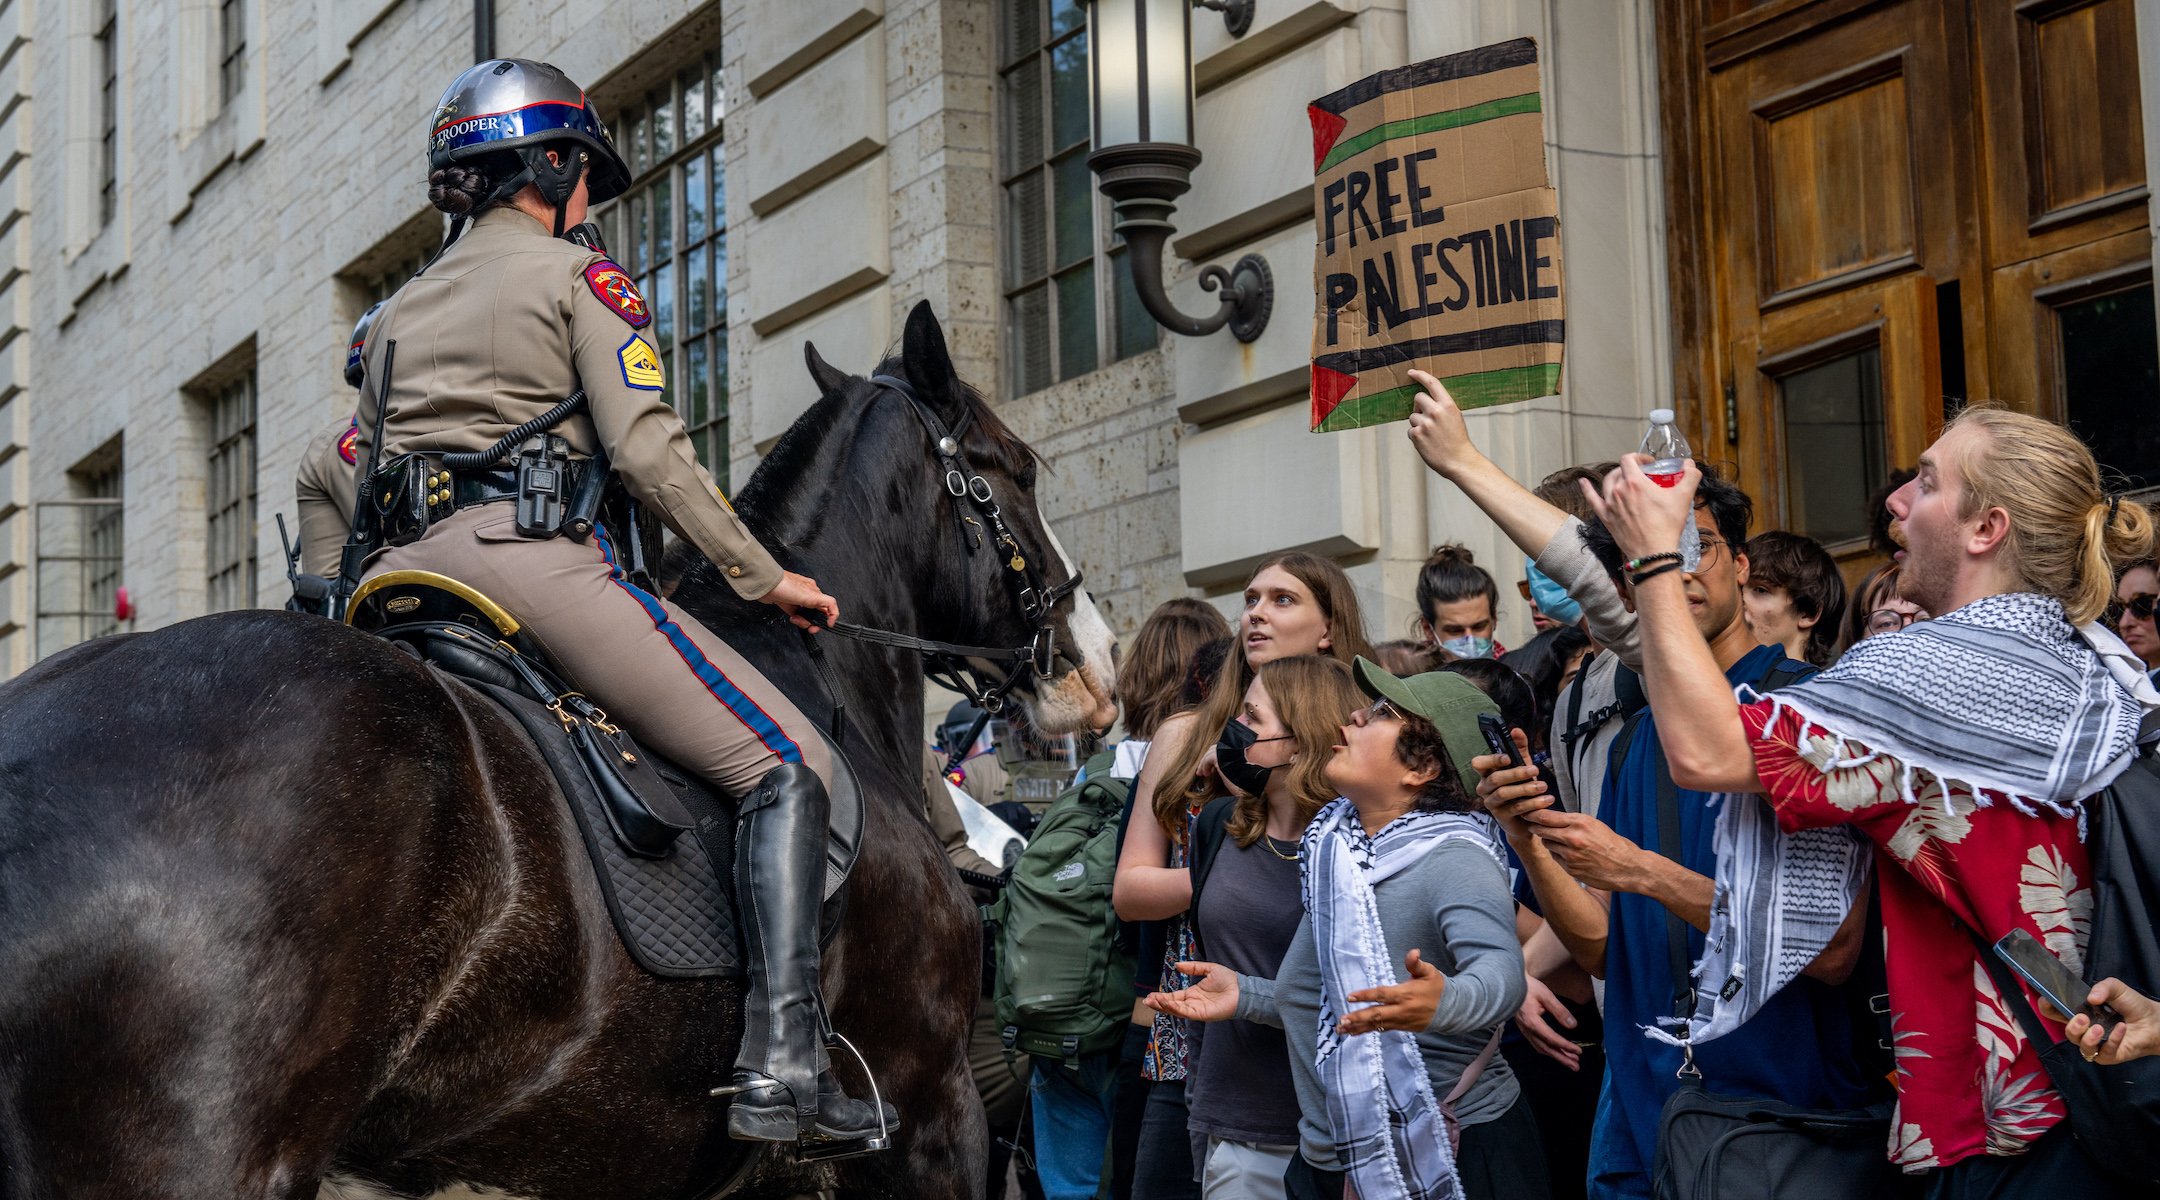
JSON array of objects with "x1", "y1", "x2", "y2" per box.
[{"x1": 1201, "y1": 1137, "x2": 1297, "y2": 1200}]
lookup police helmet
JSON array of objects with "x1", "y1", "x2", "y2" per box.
[
  {"x1": 344, "y1": 300, "x2": 386, "y2": 389},
  {"x1": 428, "y1": 60, "x2": 630, "y2": 216}
]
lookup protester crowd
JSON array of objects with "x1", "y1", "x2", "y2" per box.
[{"x1": 924, "y1": 374, "x2": 2160, "y2": 1200}]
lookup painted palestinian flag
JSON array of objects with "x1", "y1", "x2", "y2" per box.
[{"x1": 1308, "y1": 38, "x2": 1564, "y2": 433}]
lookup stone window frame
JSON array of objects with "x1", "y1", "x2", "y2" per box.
[
  {"x1": 203, "y1": 371, "x2": 257, "y2": 613},
  {"x1": 595, "y1": 51, "x2": 732, "y2": 491},
  {"x1": 165, "y1": 0, "x2": 265, "y2": 229},
  {"x1": 998, "y1": 0, "x2": 1157, "y2": 397}
]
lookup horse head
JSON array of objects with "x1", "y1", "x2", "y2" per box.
[{"x1": 780, "y1": 301, "x2": 1118, "y2": 736}]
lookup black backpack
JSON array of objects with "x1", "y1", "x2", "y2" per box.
[{"x1": 1974, "y1": 746, "x2": 2160, "y2": 1186}]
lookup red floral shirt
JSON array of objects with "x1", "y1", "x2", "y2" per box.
[{"x1": 1743, "y1": 700, "x2": 2089, "y2": 1172}]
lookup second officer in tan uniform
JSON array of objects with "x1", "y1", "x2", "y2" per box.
[
  {"x1": 292, "y1": 301, "x2": 382, "y2": 581},
  {"x1": 355, "y1": 59, "x2": 889, "y2": 1145}
]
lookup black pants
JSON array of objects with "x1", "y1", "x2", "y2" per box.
[
  {"x1": 1282, "y1": 1093, "x2": 1553, "y2": 1200},
  {"x1": 1133, "y1": 1078, "x2": 1201, "y2": 1200},
  {"x1": 1500, "y1": 996, "x2": 1604, "y2": 1200},
  {"x1": 1921, "y1": 1123, "x2": 2112, "y2": 1200},
  {"x1": 1110, "y1": 1021, "x2": 1152, "y2": 1200}
]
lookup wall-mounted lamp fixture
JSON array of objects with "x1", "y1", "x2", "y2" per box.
[
  {"x1": 1085, "y1": 0, "x2": 1272, "y2": 343},
  {"x1": 1193, "y1": 0, "x2": 1255, "y2": 36}
]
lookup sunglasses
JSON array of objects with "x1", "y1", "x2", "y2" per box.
[
  {"x1": 2116, "y1": 593, "x2": 2159, "y2": 623},
  {"x1": 1517, "y1": 579, "x2": 1534, "y2": 601}
]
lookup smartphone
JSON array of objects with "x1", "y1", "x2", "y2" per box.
[
  {"x1": 1993, "y1": 929, "x2": 2121, "y2": 1037},
  {"x1": 1476, "y1": 712, "x2": 1526, "y2": 771}
]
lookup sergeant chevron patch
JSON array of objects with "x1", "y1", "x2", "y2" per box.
[
  {"x1": 585, "y1": 260, "x2": 651, "y2": 328},
  {"x1": 618, "y1": 335, "x2": 664, "y2": 391}
]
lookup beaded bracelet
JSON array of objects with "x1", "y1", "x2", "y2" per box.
[
  {"x1": 1630, "y1": 560, "x2": 1684, "y2": 586},
  {"x1": 1624, "y1": 551, "x2": 1682, "y2": 574}
]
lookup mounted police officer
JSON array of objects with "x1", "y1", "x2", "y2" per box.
[
  {"x1": 351, "y1": 59, "x2": 892, "y2": 1145},
  {"x1": 292, "y1": 301, "x2": 381, "y2": 586}
]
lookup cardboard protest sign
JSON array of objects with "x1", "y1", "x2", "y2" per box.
[{"x1": 1308, "y1": 38, "x2": 1564, "y2": 433}]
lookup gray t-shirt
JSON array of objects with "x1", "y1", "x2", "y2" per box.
[
  {"x1": 1231, "y1": 838, "x2": 1526, "y2": 1170},
  {"x1": 1186, "y1": 834, "x2": 1304, "y2": 1146}
]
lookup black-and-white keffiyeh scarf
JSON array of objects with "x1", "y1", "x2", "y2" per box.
[
  {"x1": 1301, "y1": 798, "x2": 1505, "y2": 1200},
  {"x1": 1759, "y1": 592, "x2": 2150, "y2": 816},
  {"x1": 1666, "y1": 592, "x2": 2160, "y2": 1048}
]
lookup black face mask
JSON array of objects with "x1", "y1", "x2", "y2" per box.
[{"x1": 1217, "y1": 719, "x2": 1291, "y2": 797}]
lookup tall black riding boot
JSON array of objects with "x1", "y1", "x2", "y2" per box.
[{"x1": 720, "y1": 762, "x2": 895, "y2": 1143}]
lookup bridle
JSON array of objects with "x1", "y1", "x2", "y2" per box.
[{"x1": 796, "y1": 373, "x2": 1084, "y2": 759}]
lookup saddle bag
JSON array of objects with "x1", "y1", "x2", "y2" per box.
[{"x1": 396, "y1": 623, "x2": 692, "y2": 857}]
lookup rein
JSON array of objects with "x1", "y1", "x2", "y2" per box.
[{"x1": 794, "y1": 374, "x2": 1083, "y2": 772}]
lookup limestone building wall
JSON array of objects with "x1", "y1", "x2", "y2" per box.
[{"x1": 6, "y1": 0, "x2": 1677, "y2": 681}]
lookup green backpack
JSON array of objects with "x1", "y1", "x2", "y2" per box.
[{"x1": 985, "y1": 749, "x2": 1137, "y2": 1069}]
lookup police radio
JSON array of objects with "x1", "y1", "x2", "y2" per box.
[{"x1": 514, "y1": 434, "x2": 572, "y2": 538}]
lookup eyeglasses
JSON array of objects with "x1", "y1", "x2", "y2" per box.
[
  {"x1": 2115, "y1": 593, "x2": 2159, "y2": 623},
  {"x1": 1353, "y1": 698, "x2": 1403, "y2": 727},
  {"x1": 1866, "y1": 607, "x2": 1920, "y2": 636},
  {"x1": 1517, "y1": 579, "x2": 1535, "y2": 601}
]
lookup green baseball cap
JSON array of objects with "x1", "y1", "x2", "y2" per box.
[{"x1": 1351, "y1": 656, "x2": 1500, "y2": 795}]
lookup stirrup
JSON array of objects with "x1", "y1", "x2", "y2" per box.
[
  {"x1": 791, "y1": 1032, "x2": 893, "y2": 1163},
  {"x1": 709, "y1": 1076, "x2": 784, "y2": 1098}
]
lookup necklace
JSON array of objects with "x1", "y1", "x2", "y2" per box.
[{"x1": 1263, "y1": 834, "x2": 1298, "y2": 861}]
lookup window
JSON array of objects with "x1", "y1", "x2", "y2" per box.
[
  {"x1": 365, "y1": 240, "x2": 441, "y2": 307},
  {"x1": 2059, "y1": 284, "x2": 2160, "y2": 493},
  {"x1": 36, "y1": 457, "x2": 123, "y2": 658},
  {"x1": 218, "y1": 0, "x2": 245, "y2": 111},
  {"x1": 1779, "y1": 346, "x2": 1888, "y2": 545},
  {"x1": 95, "y1": 0, "x2": 117, "y2": 230},
  {"x1": 205, "y1": 373, "x2": 257, "y2": 612},
  {"x1": 1000, "y1": 0, "x2": 1157, "y2": 396},
  {"x1": 595, "y1": 53, "x2": 730, "y2": 490}
]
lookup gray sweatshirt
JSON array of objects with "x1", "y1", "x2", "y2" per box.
[
  {"x1": 1536, "y1": 515, "x2": 1641, "y2": 821},
  {"x1": 1227, "y1": 838, "x2": 1527, "y2": 1171}
]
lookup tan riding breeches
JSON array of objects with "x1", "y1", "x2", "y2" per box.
[{"x1": 366, "y1": 503, "x2": 833, "y2": 798}]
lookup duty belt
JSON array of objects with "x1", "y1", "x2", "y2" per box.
[{"x1": 451, "y1": 462, "x2": 586, "y2": 510}]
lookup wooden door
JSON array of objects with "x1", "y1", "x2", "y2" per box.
[
  {"x1": 1700, "y1": 0, "x2": 1972, "y2": 553},
  {"x1": 1729, "y1": 274, "x2": 1942, "y2": 547},
  {"x1": 1662, "y1": 0, "x2": 2159, "y2": 547},
  {"x1": 1972, "y1": 0, "x2": 2160, "y2": 491}
]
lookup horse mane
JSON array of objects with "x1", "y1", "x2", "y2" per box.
[{"x1": 737, "y1": 349, "x2": 1041, "y2": 529}]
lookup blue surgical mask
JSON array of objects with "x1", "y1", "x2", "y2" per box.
[
  {"x1": 1525, "y1": 560, "x2": 1583, "y2": 626},
  {"x1": 1441, "y1": 634, "x2": 1495, "y2": 660}
]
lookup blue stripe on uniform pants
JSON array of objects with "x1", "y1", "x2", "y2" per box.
[{"x1": 591, "y1": 526, "x2": 802, "y2": 765}]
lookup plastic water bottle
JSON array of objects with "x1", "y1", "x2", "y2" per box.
[{"x1": 1640, "y1": 409, "x2": 1701, "y2": 571}]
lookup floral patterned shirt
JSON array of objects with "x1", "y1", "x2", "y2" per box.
[{"x1": 1743, "y1": 701, "x2": 2087, "y2": 1172}]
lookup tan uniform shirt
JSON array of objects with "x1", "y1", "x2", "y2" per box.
[
  {"x1": 294, "y1": 416, "x2": 358, "y2": 578},
  {"x1": 919, "y1": 744, "x2": 1003, "y2": 876},
  {"x1": 352, "y1": 206, "x2": 782, "y2": 599}
]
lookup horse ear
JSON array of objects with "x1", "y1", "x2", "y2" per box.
[
  {"x1": 803, "y1": 341, "x2": 851, "y2": 396},
  {"x1": 900, "y1": 300, "x2": 964, "y2": 422}
]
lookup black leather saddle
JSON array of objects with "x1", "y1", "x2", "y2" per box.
[{"x1": 347, "y1": 570, "x2": 865, "y2": 978}]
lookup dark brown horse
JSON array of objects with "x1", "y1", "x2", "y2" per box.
[{"x1": 0, "y1": 302, "x2": 1118, "y2": 1200}]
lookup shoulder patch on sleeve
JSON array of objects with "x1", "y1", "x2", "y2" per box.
[
  {"x1": 585, "y1": 260, "x2": 652, "y2": 328},
  {"x1": 618, "y1": 335, "x2": 665, "y2": 391},
  {"x1": 337, "y1": 418, "x2": 360, "y2": 465}
]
